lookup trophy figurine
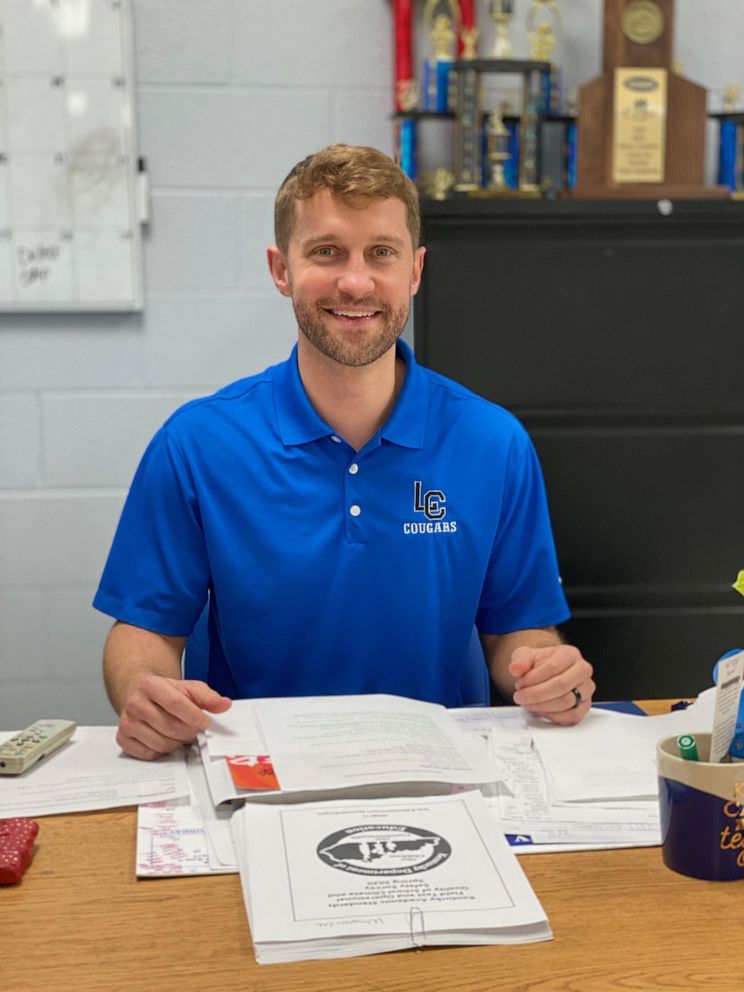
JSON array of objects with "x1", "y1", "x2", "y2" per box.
[
  {"x1": 723, "y1": 83, "x2": 743, "y2": 114},
  {"x1": 423, "y1": 167, "x2": 456, "y2": 200},
  {"x1": 422, "y1": 0, "x2": 459, "y2": 112},
  {"x1": 526, "y1": 0, "x2": 562, "y2": 113},
  {"x1": 460, "y1": 25, "x2": 479, "y2": 60},
  {"x1": 490, "y1": 0, "x2": 514, "y2": 59},
  {"x1": 526, "y1": 0, "x2": 561, "y2": 60},
  {"x1": 529, "y1": 21, "x2": 556, "y2": 62}
]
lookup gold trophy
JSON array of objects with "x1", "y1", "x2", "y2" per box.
[
  {"x1": 526, "y1": 0, "x2": 562, "y2": 114},
  {"x1": 422, "y1": 167, "x2": 457, "y2": 200},
  {"x1": 723, "y1": 83, "x2": 743, "y2": 114},
  {"x1": 423, "y1": 0, "x2": 459, "y2": 111},
  {"x1": 526, "y1": 0, "x2": 561, "y2": 61},
  {"x1": 430, "y1": 12, "x2": 456, "y2": 57},
  {"x1": 490, "y1": 0, "x2": 514, "y2": 59},
  {"x1": 460, "y1": 25, "x2": 479, "y2": 60}
]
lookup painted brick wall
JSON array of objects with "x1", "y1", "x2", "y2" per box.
[{"x1": 0, "y1": 0, "x2": 741, "y2": 727}]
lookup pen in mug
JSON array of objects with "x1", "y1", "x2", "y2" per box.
[{"x1": 676, "y1": 734, "x2": 699, "y2": 761}]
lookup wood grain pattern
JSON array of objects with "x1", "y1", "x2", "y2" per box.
[{"x1": 3, "y1": 703, "x2": 742, "y2": 991}]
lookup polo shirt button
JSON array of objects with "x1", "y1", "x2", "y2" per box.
[
  {"x1": 348, "y1": 464, "x2": 359, "y2": 475},
  {"x1": 350, "y1": 504, "x2": 361, "y2": 517},
  {"x1": 330, "y1": 435, "x2": 342, "y2": 444}
]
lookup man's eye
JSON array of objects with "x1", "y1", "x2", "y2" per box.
[
  {"x1": 313, "y1": 246, "x2": 336, "y2": 257},
  {"x1": 373, "y1": 247, "x2": 394, "y2": 257}
]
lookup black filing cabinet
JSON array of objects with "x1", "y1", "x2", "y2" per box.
[{"x1": 414, "y1": 197, "x2": 744, "y2": 699}]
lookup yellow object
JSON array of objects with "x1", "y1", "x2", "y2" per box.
[
  {"x1": 612, "y1": 68, "x2": 667, "y2": 183},
  {"x1": 732, "y1": 571, "x2": 744, "y2": 597}
]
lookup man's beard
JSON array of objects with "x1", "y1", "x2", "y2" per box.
[{"x1": 293, "y1": 295, "x2": 410, "y2": 368}]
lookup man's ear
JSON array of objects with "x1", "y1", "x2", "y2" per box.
[
  {"x1": 267, "y1": 245, "x2": 292, "y2": 297},
  {"x1": 410, "y1": 245, "x2": 426, "y2": 296}
]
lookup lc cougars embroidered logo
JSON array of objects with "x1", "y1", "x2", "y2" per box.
[
  {"x1": 403, "y1": 481, "x2": 458, "y2": 534},
  {"x1": 414, "y1": 480, "x2": 446, "y2": 520}
]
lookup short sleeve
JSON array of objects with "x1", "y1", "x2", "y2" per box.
[
  {"x1": 92, "y1": 425, "x2": 210, "y2": 636},
  {"x1": 476, "y1": 428, "x2": 570, "y2": 634}
]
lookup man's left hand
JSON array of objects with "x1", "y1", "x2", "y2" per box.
[{"x1": 509, "y1": 644, "x2": 594, "y2": 724}]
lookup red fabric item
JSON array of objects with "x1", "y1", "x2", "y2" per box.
[
  {"x1": 393, "y1": 0, "x2": 413, "y2": 109},
  {"x1": 458, "y1": 0, "x2": 476, "y2": 55},
  {"x1": 0, "y1": 818, "x2": 39, "y2": 884},
  {"x1": 459, "y1": 0, "x2": 475, "y2": 30}
]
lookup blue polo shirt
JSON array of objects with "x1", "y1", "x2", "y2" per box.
[{"x1": 93, "y1": 340, "x2": 569, "y2": 706}]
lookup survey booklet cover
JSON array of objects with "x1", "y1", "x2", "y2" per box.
[{"x1": 232, "y1": 789, "x2": 551, "y2": 964}]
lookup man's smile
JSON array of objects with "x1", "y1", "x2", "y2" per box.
[
  {"x1": 328, "y1": 309, "x2": 378, "y2": 318},
  {"x1": 322, "y1": 304, "x2": 384, "y2": 326}
]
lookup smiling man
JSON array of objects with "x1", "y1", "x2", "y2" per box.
[{"x1": 94, "y1": 144, "x2": 594, "y2": 761}]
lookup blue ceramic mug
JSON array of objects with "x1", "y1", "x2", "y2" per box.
[{"x1": 657, "y1": 733, "x2": 744, "y2": 882}]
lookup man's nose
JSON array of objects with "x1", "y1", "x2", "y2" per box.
[{"x1": 336, "y1": 256, "x2": 375, "y2": 298}]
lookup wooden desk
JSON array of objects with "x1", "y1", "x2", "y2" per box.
[{"x1": 4, "y1": 704, "x2": 743, "y2": 992}]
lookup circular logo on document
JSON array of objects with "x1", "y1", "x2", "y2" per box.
[
  {"x1": 317, "y1": 824, "x2": 452, "y2": 875},
  {"x1": 622, "y1": 1, "x2": 665, "y2": 45}
]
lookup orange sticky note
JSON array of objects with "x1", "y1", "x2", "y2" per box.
[{"x1": 225, "y1": 755, "x2": 279, "y2": 791}]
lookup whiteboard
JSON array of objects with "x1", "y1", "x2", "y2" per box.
[{"x1": 0, "y1": 0, "x2": 143, "y2": 311}]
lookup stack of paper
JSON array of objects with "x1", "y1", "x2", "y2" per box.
[
  {"x1": 137, "y1": 745, "x2": 237, "y2": 877},
  {"x1": 231, "y1": 789, "x2": 551, "y2": 964},
  {"x1": 448, "y1": 699, "x2": 713, "y2": 854},
  {"x1": 0, "y1": 726, "x2": 189, "y2": 819},
  {"x1": 199, "y1": 694, "x2": 504, "y2": 807},
  {"x1": 134, "y1": 690, "x2": 721, "y2": 876}
]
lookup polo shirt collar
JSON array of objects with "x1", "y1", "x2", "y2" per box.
[
  {"x1": 272, "y1": 346, "x2": 332, "y2": 446},
  {"x1": 272, "y1": 339, "x2": 428, "y2": 450},
  {"x1": 380, "y1": 339, "x2": 428, "y2": 449}
]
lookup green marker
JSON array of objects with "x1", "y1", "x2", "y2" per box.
[{"x1": 677, "y1": 734, "x2": 699, "y2": 761}]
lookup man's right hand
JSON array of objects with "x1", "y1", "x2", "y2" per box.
[{"x1": 116, "y1": 674, "x2": 232, "y2": 760}]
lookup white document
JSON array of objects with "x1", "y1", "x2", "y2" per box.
[
  {"x1": 509, "y1": 836, "x2": 659, "y2": 855},
  {"x1": 136, "y1": 803, "x2": 234, "y2": 877},
  {"x1": 202, "y1": 695, "x2": 502, "y2": 807},
  {"x1": 231, "y1": 789, "x2": 551, "y2": 964},
  {"x1": 255, "y1": 694, "x2": 500, "y2": 792},
  {"x1": 184, "y1": 744, "x2": 237, "y2": 867},
  {"x1": 528, "y1": 703, "x2": 714, "y2": 803},
  {"x1": 451, "y1": 706, "x2": 535, "y2": 792},
  {"x1": 205, "y1": 704, "x2": 267, "y2": 758},
  {"x1": 450, "y1": 707, "x2": 661, "y2": 847},
  {"x1": 0, "y1": 726, "x2": 189, "y2": 818},
  {"x1": 136, "y1": 745, "x2": 238, "y2": 877},
  {"x1": 709, "y1": 651, "x2": 744, "y2": 763},
  {"x1": 493, "y1": 799, "x2": 661, "y2": 846}
]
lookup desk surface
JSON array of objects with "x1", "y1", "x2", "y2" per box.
[{"x1": 4, "y1": 702, "x2": 744, "y2": 992}]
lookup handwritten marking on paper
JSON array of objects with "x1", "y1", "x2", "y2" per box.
[{"x1": 136, "y1": 805, "x2": 212, "y2": 876}]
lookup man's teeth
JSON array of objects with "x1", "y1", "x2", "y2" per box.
[{"x1": 332, "y1": 310, "x2": 376, "y2": 317}]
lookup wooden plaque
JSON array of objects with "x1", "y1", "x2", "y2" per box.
[{"x1": 574, "y1": 0, "x2": 721, "y2": 197}]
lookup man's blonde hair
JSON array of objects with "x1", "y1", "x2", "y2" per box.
[{"x1": 274, "y1": 144, "x2": 420, "y2": 254}]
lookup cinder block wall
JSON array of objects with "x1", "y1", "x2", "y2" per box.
[{"x1": 0, "y1": 0, "x2": 741, "y2": 727}]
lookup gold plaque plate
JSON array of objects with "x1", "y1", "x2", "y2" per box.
[
  {"x1": 612, "y1": 68, "x2": 668, "y2": 183},
  {"x1": 622, "y1": 1, "x2": 664, "y2": 45}
]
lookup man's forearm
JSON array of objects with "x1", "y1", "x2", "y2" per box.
[{"x1": 103, "y1": 621, "x2": 187, "y2": 713}]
